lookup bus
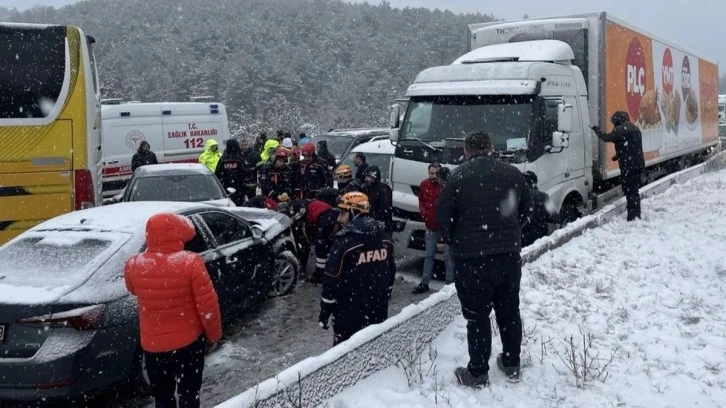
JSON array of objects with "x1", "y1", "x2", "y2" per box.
[{"x1": 0, "y1": 23, "x2": 101, "y2": 245}]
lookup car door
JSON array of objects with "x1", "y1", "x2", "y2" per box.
[{"x1": 195, "y1": 211, "x2": 263, "y2": 312}]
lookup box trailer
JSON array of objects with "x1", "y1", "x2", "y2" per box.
[{"x1": 388, "y1": 12, "x2": 719, "y2": 260}]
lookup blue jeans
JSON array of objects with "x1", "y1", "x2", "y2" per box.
[{"x1": 421, "y1": 229, "x2": 454, "y2": 285}]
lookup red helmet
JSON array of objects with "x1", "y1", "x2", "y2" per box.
[
  {"x1": 275, "y1": 148, "x2": 290, "y2": 159},
  {"x1": 301, "y1": 143, "x2": 316, "y2": 156}
]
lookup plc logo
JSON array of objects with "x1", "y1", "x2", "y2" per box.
[{"x1": 625, "y1": 37, "x2": 646, "y2": 122}]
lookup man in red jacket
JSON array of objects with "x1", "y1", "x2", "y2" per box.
[
  {"x1": 124, "y1": 212, "x2": 222, "y2": 408},
  {"x1": 412, "y1": 163, "x2": 454, "y2": 294}
]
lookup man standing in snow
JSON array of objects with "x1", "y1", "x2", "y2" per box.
[
  {"x1": 412, "y1": 163, "x2": 454, "y2": 295},
  {"x1": 437, "y1": 131, "x2": 532, "y2": 387},
  {"x1": 318, "y1": 192, "x2": 396, "y2": 345},
  {"x1": 591, "y1": 111, "x2": 645, "y2": 221}
]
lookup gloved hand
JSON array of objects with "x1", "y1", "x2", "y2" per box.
[
  {"x1": 318, "y1": 309, "x2": 331, "y2": 330},
  {"x1": 319, "y1": 301, "x2": 334, "y2": 330},
  {"x1": 612, "y1": 155, "x2": 618, "y2": 162},
  {"x1": 590, "y1": 125, "x2": 601, "y2": 133}
]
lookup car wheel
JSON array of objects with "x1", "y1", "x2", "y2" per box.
[{"x1": 268, "y1": 250, "x2": 299, "y2": 297}]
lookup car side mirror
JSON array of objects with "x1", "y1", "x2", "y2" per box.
[
  {"x1": 390, "y1": 128, "x2": 400, "y2": 143},
  {"x1": 251, "y1": 226, "x2": 263, "y2": 241},
  {"x1": 226, "y1": 187, "x2": 237, "y2": 195},
  {"x1": 389, "y1": 104, "x2": 400, "y2": 129},
  {"x1": 548, "y1": 131, "x2": 570, "y2": 153},
  {"x1": 557, "y1": 103, "x2": 573, "y2": 133}
]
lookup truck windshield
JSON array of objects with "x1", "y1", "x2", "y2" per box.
[{"x1": 400, "y1": 95, "x2": 535, "y2": 150}]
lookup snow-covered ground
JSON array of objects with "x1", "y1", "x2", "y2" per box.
[{"x1": 329, "y1": 169, "x2": 726, "y2": 408}]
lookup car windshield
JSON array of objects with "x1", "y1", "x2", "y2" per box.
[
  {"x1": 400, "y1": 95, "x2": 535, "y2": 150},
  {"x1": 0, "y1": 235, "x2": 114, "y2": 288},
  {"x1": 314, "y1": 136, "x2": 353, "y2": 159},
  {"x1": 339, "y1": 153, "x2": 392, "y2": 183},
  {"x1": 128, "y1": 174, "x2": 225, "y2": 202}
]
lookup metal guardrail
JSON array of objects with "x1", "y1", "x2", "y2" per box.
[{"x1": 215, "y1": 151, "x2": 725, "y2": 408}]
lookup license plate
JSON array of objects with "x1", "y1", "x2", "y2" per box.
[{"x1": 0, "y1": 325, "x2": 5, "y2": 343}]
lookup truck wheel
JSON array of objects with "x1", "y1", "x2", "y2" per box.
[
  {"x1": 560, "y1": 199, "x2": 582, "y2": 225},
  {"x1": 268, "y1": 250, "x2": 299, "y2": 297}
]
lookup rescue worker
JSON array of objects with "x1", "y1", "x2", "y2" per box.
[
  {"x1": 309, "y1": 188, "x2": 341, "y2": 283},
  {"x1": 124, "y1": 213, "x2": 222, "y2": 408},
  {"x1": 238, "y1": 138, "x2": 259, "y2": 200},
  {"x1": 437, "y1": 131, "x2": 532, "y2": 387},
  {"x1": 317, "y1": 140, "x2": 337, "y2": 170},
  {"x1": 353, "y1": 152, "x2": 369, "y2": 185},
  {"x1": 215, "y1": 139, "x2": 248, "y2": 205},
  {"x1": 292, "y1": 143, "x2": 333, "y2": 199},
  {"x1": 591, "y1": 111, "x2": 645, "y2": 221},
  {"x1": 318, "y1": 192, "x2": 396, "y2": 346},
  {"x1": 362, "y1": 165, "x2": 393, "y2": 236},
  {"x1": 258, "y1": 131, "x2": 282, "y2": 167},
  {"x1": 334, "y1": 165, "x2": 354, "y2": 191},
  {"x1": 253, "y1": 131, "x2": 267, "y2": 158},
  {"x1": 521, "y1": 171, "x2": 561, "y2": 247},
  {"x1": 131, "y1": 141, "x2": 158, "y2": 172},
  {"x1": 259, "y1": 148, "x2": 293, "y2": 200},
  {"x1": 198, "y1": 139, "x2": 221, "y2": 172}
]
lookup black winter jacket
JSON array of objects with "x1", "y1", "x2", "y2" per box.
[
  {"x1": 436, "y1": 153, "x2": 533, "y2": 259},
  {"x1": 290, "y1": 157, "x2": 333, "y2": 199},
  {"x1": 355, "y1": 162, "x2": 369, "y2": 184},
  {"x1": 594, "y1": 121, "x2": 645, "y2": 171},
  {"x1": 131, "y1": 150, "x2": 158, "y2": 172},
  {"x1": 259, "y1": 163, "x2": 292, "y2": 198},
  {"x1": 320, "y1": 216, "x2": 395, "y2": 333},
  {"x1": 521, "y1": 188, "x2": 560, "y2": 247},
  {"x1": 364, "y1": 181, "x2": 393, "y2": 235},
  {"x1": 215, "y1": 142, "x2": 258, "y2": 190}
]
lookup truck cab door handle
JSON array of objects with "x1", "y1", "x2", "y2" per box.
[
  {"x1": 225, "y1": 256, "x2": 239, "y2": 265},
  {"x1": 403, "y1": 149, "x2": 414, "y2": 155},
  {"x1": 107, "y1": 160, "x2": 119, "y2": 164}
]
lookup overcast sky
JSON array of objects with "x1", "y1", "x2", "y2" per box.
[{"x1": 9, "y1": 0, "x2": 725, "y2": 65}]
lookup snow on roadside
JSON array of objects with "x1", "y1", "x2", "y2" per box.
[{"x1": 329, "y1": 169, "x2": 726, "y2": 408}]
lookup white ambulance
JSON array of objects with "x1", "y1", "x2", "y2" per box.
[{"x1": 100, "y1": 101, "x2": 231, "y2": 197}]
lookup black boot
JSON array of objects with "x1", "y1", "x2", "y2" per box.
[
  {"x1": 497, "y1": 353, "x2": 521, "y2": 382},
  {"x1": 454, "y1": 367, "x2": 488, "y2": 388},
  {"x1": 411, "y1": 283, "x2": 430, "y2": 295}
]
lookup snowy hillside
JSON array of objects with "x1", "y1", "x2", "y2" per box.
[{"x1": 329, "y1": 168, "x2": 726, "y2": 408}]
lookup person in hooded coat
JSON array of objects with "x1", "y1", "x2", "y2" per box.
[
  {"x1": 258, "y1": 133, "x2": 282, "y2": 167},
  {"x1": 520, "y1": 171, "x2": 561, "y2": 247},
  {"x1": 198, "y1": 139, "x2": 221, "y2": 172},
  {"x1": 316, "y1": 140, "x2": 337, "y2": 170},
  {"x1": 362, "y1": 165, "x2": 393, "y2": 236},
  {"x1": 291, "y1": 143, "x2": 333, "y2": 199},
  {"x1": 124, "y1": 212, "x2": 222, "y2": 408},
  {"x1": 131, "y1": 141, "x2": 159, "y2": 172},
  {"x1": 591, "y1": 111, "x2": 645, "y2": 221},
  {"x1": 318, "y1": 192, "x2": 396, "y2": 346},
  {"x1": 215, "y1": 139, "x2": 251, "y2": 205}
]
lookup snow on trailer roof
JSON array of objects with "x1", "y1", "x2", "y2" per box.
[
  {"x1": 30, "y1": 202, "x2": 212, "y2": 234},
  {"x1": 320, "y1": 128, "x2": 390, "y2": 137},
  {"x1": 134, "y1": 163, "x2": 213, "y2": 176}
]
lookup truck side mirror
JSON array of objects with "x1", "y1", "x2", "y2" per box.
[
  {"x1": 557, "y1": 103, "x2": 573, "y2": 133},
  {"x1": 390, "y1": 128, "x2": 400, "y2": 142},
  {"x1": 389, "y1": 104, "x2": 400, "y2": 129},
  {"x1": 550, "y1": 131, "x2": 570, "y2": 151}
]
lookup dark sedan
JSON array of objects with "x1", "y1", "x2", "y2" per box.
[{"x1": 0, "y1": 202, "x2": 298, "y2": 401}]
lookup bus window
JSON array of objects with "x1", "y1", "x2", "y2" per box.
[{"x1": 0, "y1": 25, "x2": 66, "y2": 119}]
